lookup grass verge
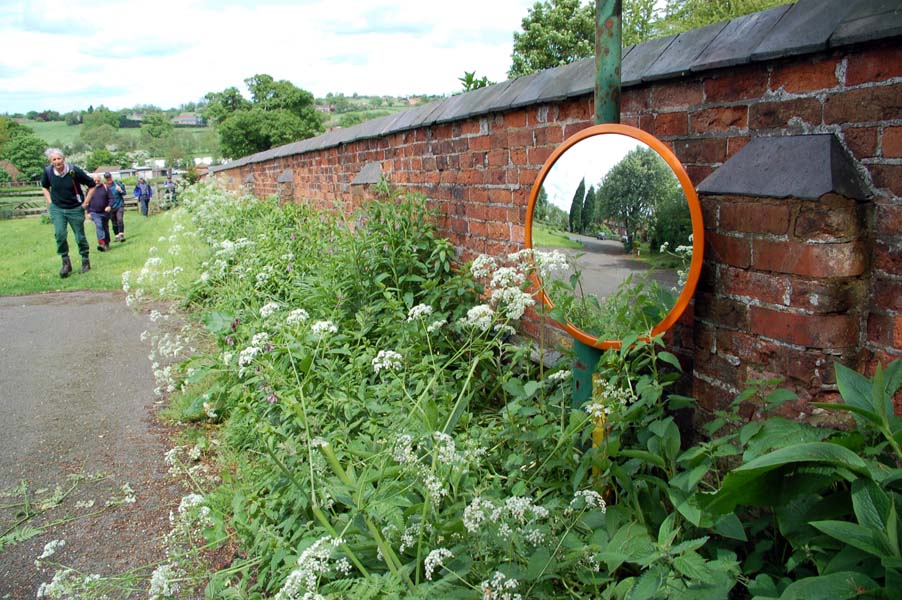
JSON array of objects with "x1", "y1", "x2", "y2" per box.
[{"x1": 0, "y1": 208, "x2": 203, "y2": 296}]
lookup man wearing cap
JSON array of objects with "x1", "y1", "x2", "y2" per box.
[
  {"x1": 105, "y1": 172, "x2": 128, "y2": 242},
  {"x1": 86, "y1": 173, "x2": 113, "y2": 252}
]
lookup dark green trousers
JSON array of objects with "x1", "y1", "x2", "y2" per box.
[{"x1": 49, "y1": 204, "x2": 89, "y2": 259}]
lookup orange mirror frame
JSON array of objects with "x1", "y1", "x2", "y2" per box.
[{"x1": 524, "y1": 123, "x2": 705, "y2": 349}]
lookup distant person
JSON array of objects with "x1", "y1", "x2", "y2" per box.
[
  {"x1": 106, "y1": 172, "x2": 127, "y2": 241},
  {"x1": 134, "y1": 177, "x2": 153, "y2": 216},
  {"x1": 162, "y1": 175, "x2": 177, "y2": 207},
  {"x1": 87, "y1": 174, "x2": 113, "y2": 251},
  {"x1": 40, "y1": 148, "x2": 96, "y2": 277}
]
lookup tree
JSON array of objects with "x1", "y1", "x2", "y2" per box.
[
  {"x1": 79, "y1": 123, "x2": 118, "y2": 150},
  {"x1": 657, "y1": 0, "x2": 790, "y2": 37},
  {"x1": 207, "y1": 75, "x2": 324, "y2": 159},
  {"x1": 568, "y1": 176, "x2": 586, "y2": 233},
  {"x1": 201, "y1": 87, "x2": 252, "y2": 125},
  {"x1": 141, "y1": 113, "x2": 174, "y2": 140},
  {"x1": 509, "y1": 1, "x2": 792, "y2": 77},
  {"x1": 596, "y1": 146, "x2": 675, "y2": 252},
  {"x1": 86, "y1": 148, "x2": 117, "y2": 172},
  {"x1": 509, "y1": 0, "x2": 595, "y2": 79},
  {"x1": 82, "y1": 106, "x2": 119, "y2": 131},
  {"x1": 581, "y1": 184, "x2": 597, "y2": 233},
  {"x1": 2, "y1": 134, "x2": 48, "y2": 180},
  {"x1": 623, "y1": 0, "x2": 659, "y2": 46}
]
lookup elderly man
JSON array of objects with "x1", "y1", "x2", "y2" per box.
[{"x1": 40, "y1": 148, "x2": 96, "y2": 277}]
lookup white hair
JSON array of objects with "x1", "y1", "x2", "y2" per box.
[{"x1": 45, "y1": 147, "x2": 64, "y2": 159}]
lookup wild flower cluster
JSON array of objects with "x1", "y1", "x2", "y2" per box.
[{"x1": 121, "y1": 182, "x2": 872, "y2": 599}]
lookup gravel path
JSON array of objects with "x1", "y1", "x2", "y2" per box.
[{"x1": 0, "y1": 291, "x2": 186, "y2": 599}]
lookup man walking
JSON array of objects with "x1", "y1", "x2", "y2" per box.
[
  {"x1": 134, "y1": 177, "x2": 153, "y2": 216},
  {"x1": 107, "y1": 172, "x2": 127, "y2": 242},
  {"x1": 87, "y1": 174, "x2": 113, "y2": 252},
  {"x1": 40, "y1": 148, "x2": 96, "y2": 277}
]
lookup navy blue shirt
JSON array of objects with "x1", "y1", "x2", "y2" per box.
[{"x1": 86, "y1": 183, "x2": 112, "y2": 214}]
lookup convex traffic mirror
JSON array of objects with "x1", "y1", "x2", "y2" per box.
[{"x1": 525, "y1": 123, "x2": 704, "y2": 349}]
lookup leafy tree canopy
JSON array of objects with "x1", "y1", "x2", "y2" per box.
[
  {"x1": 206, "y1": 74, "x2": 324, "y2": 159},
  {"x1": 659, "y1": 0, "x2": 790, "y2": 36},
  {"x1": 1, "y1": 133, "x2": 49, "y2": 180},
  {"x1": 509, "y1": 0, "x2": 595, "y2": 79},
  {"x1": 218, "y1": 107, "x2": 322, "y2": 159},
  {"x1": 81, "y1": 106, "x2": 120, "y2": 131},
  {"x1": 201, "y1": 87, "x2": 252, "y2": 125},
  {"x1": 509, "y1": 0, "x2": 792, "y2": 78}
]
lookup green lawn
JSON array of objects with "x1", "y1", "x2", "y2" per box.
[
  {"x1": 531, "y1": 222, "x2": 583, "y2": 249},
  {"x1": 0, "y1": 208, "x2": 203, "y2": 296}
]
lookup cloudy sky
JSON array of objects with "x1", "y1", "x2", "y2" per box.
[{"x1": 0, "y1": 0, "x2": 538, "y2": 114}]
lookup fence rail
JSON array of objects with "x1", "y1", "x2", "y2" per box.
[{"x1": 0, "y1": 198, "x2": 144, "y2": 219}]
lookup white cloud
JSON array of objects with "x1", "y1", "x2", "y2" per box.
[{"x1": 0, "y1": 0, "x2": 537, "y2": 113}]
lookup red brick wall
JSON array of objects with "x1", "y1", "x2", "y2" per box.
[{"x1": 214, "y1": 39, "x2": 901, "y2": 413}]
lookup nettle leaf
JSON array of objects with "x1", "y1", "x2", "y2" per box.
[{"x1": 713, "y1": 513, "x2": 747, "y2": 542}]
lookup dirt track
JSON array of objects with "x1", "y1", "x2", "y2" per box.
[{"x1": 0, "y1": 291, "x2": 184, "y2": 599}]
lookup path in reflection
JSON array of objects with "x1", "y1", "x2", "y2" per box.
[{"x1": 537, "y1": 232, "x2": 679, "y2": 302}]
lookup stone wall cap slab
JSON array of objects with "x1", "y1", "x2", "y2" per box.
[
  {"x1": 622, "y1": 34, "x2": 675, "y2": 86},
  {"x1": 751, "y1": 0, "x2": 864, "y2": 61},
  {"x1": 831, "y1": 0, "x2": 902, "y2": 47},
  {"x1": 697, "y1": 134, "x2": 871, "y2": 200},
  {"x1": 643, "y1": 21, "x2": 728, "y2": 82},
  {"x1": 691, "y1": 4, "x2": 792, "y2": 71}
]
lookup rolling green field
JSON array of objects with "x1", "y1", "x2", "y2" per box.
[{"x1": 24, "y1": 120, "x2": 213, "y2": 150}]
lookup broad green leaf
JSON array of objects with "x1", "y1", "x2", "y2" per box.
[
  {"x1": 735, "y1": 442, "x2": 867, "y2": 473},
  {"x1": 810, "y1": 520, "x2": 894, "y2": 559},
  {"x1": 763, "y1": 388, "x2": 797, "y2": 410},
  {"x1": 777, "y1": 571, "x2": 879, "y2": 600},
  {"x1": 525, "y1": 547, "x2": 552, "y2": 580},
  {"x1": 702, "y1": 443, "x2": 866, "y2": 514},
  {"x1": 523, "y1": 380, "x2": 541, "y2": 399},
  {"x1": 658, "y1": 512, "x2": 677, "y2": 548},
  {"x1": 851, "y1": 478, "x2": 891, "y2": 532},
  {"x1": 657, "y1": 351, "x2": 682, "y2": 371},
  {"x1": 741, "y1": 418, "x2": 830, "y2": 462},
  {"x1": 835, "y1": 362, "x2": 875, "y2": 414},
  {"x1": 619, "y1": 449, "x2": 665, "y2": 469},
  {"x1": 713, "y1": 513, "x2": 747, "y2": 541},
  {"x1": 203, "y1": 310, "x2": 234, "y2": 334},
  {"x1": 809, "y1": 402, "x2": 882, "y2": 427},
  {"x1": 502, "y1": 378, "x2": 525, "y2": 399}
]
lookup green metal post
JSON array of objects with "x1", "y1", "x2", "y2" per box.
[
  {"x1": 594, "y1": 0, "x2": 622, "y2": 125},
  {"x1": 572, "y1": 0, "x2": 622, "y2": 410}
]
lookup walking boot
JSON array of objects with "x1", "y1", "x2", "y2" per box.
[
  {"x1": 80, "y1": 258, "x2": 91, "y2": 274},
  {"x1": 60, "y1": 256, "x2": 72, "y2": 278}
]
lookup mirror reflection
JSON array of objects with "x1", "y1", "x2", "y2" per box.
[{"x1": 528, "y1": 132, "x2": 694, "y2": 343}]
